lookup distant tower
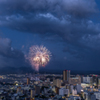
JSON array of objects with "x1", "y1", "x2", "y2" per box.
[
  {"x1": 27, "y1": 77, "x2": 30, "y2": 85},
  {"x1": 63, "y1": 70, "x2": 70, "y2": 82},
  {"x1": 63, "y1": 70, "x2": 67, "y2": 81},
  {"x1": 67, "y1": 70, "x2": 70, "y2": 81}
]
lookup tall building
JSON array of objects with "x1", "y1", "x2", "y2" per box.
[
  {"x1": 63, "y1": 70, "x2": 70, "y2": 82},
  {"x1": 17, "y1": 87, "x2": 21, "y2": 93},
  {"x1": 69, "y1": 85, "x2": 73, "y2": 94},
  {"x1": 59, "y1": 88, "x2": 69, "y2": 96},
  {"x1": 72, "y1": 89, "x2": 77, "y2": 95},
  {"x1": 67, "y1": 70, "x2": 70, "y2": 81},
  {"x1": 53, "y1": 79, "x2": 61, "y2": 87},
  {"x1": 63, "y1": 70, "x2": 67, "y2": 81},
  {"x1": 35, "y1": 85, "x2": 40, "y2": 95},
  {"x1": 84, "y1": 92, "x2": 88, "y2": 100},
  {"x1": 97, "y1": 78, "x2": 100, "y2": 89},
  {"x1": 27, "y1": 77, "x2": 30, "y2": 85},
  {"x1": 92, "y1": 75, "x2": 98, "y2": 85},
  {"x1": 76, "y1": 84, "x2": 82, "y2": 93},
  {"x1": 55, "y1": 87, "x2": 59, "y2": 94},
  {"x1": 31, "y1": 89, "x2": 35, "y2": 98}
]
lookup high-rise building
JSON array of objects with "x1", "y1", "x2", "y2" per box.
[
  {"x1": 76, "y1": 84, "x2": 82, "y2": 93},
  {"x1": 92, "y1": 75, "x2": 98, "y2": 85},
  {"x1": 97, "y1": 78, "x2": 100, "y2": 89},
  {"x1": 69, "y1": 85, "x2": 73, "y2": 94},
  {"x1": 67, "y1": 70, "x2": 70, "y2": 81},
  {"x1": 31, "y1": 89, "x2": 35, "y2": 98},
  {"x1": 84, "y1": 92, "x2": 88, "y2": 100},
  {"x1": 55, "y1": 87, "x2": 59, "y2": 94},
  {"x1": 63, "y1": 70, "x2": 67, "y2": 81},
  {"x1": 27, "y1": 77, "x2": 30, "y2": 85},
  {"x1": 53, "y1": 79, "x2": 61, "y2": 87},
  {"x1": 35, "y1": 85, "x2": 40, "y2": 95},
  {"x1": 59, "y1": 88, "x2": 69, "y2": 96},
  {"x1": 72, "y1": 89, "x2": 77, "y2": 95},
  {"x1": 17, "y1": 87, "x2": 21, "y2": 93},
  {"x1": 63, "y1": 70, "x2": 70, "y2": 82}
]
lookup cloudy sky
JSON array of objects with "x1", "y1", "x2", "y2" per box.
[{"x1": 0, "y1": 0, "x2": 100, "y2": 74}]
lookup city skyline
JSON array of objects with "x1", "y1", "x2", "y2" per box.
[{"x1": 0, "y1": 70, "x2": 100, "y2": 100}]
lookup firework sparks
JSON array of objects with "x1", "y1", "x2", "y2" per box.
[{"x1": 28, "y1": 45, "x2": 51, "y2": 71}]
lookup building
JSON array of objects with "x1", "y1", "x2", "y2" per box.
[
  {"x1": 81, "y1": 75, "x2": 83, "y2": 83},
  {"x1": 72, "y1": 89, "x2": 77, "y2": 95},
  {"x1": 69, "y1": 85, "x2": 73, "y2": 94},
  {"x1": 63, "y1": 70, "x2": 70, "y2": 82},
  {"x1": 27, "y1": 77, "x2": 30, "y2": 85},
  {"x1": 89, "y1": 94, "x2": 96, "y2": 100},
  {"x1": 92, "y1": 75, "x2": 98, "y2": 85},
  {"x1": 17, "y1": 87, "x2": 21, "y2": 93},
  {"x1": 76, "y1": 84, "x2": 82, "y2": 93},
  {"x1": 67, "y1": 70, "x2": 70, "y2": 82},
  {"x1": 97, "y1": 77, "x2": 100, "y2": 89},
  {"x1": 82, "y1": 76, "x2": 93, "y2": 84},
  {"x1": 53, "y1": 79, "x2": 61, "y2": 87},
  {"x1": 35, "y1": 85, "x2": 40, "y2": 95},
  {"x1": 83, "y1": 92, "x2": 88, "y2": 100},
  {"x1": 47, "y1": 78, "x2": 50, "y2": 82},
  {"x1": 55, "y1": 87, "x2": 59, "y2": 94},
  {"x1": 59, "y1": 88, "x2": 69, "y2": 96},
  {"x1": 69, "y1": 76, "x2": 81, "y2": 85},
  {"x1": 66, "y1": 85, "x2": 70, "y2": 89},
  {"x1": 94, "y1": 91, "x2": 100, "y2": 99},
  {"x1": 63, "y1": 70, "x2": 67, "y2": 81},
  {"x1": 31, "y1": 89, "x2": 35, "y2": 98}
]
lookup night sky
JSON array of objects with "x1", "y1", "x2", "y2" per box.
[{"x1": 0, "y1": 0, "x2": 100, "y2": 74}]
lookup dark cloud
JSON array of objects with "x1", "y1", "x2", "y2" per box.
[
  {"x1": 0, "y1": 0, "x2": 97, "y2": 17},
  {"x1": 0, "y1": 0, "x2": 98, "y2": 44},
  {"x1": 0, "y1": 38, "x2": 29, "y2": 68},
  {"x1": 0, "y1": 0, "x2": 100, "y2": 72},
  {"x1": 0, "y1": 0, "x2": 98, "y2": 46}
]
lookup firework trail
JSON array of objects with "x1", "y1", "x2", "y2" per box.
[{"x1": 28, "y1": 45, "x2": 51, "y2": 71}]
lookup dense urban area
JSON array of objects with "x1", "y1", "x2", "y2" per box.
[{"x1": 0, "y1": 70, "x2": 100, "y2": 100}]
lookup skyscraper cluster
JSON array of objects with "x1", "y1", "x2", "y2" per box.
[{"x1": 63, "y1": 70, "x2": 70, "y2": 82}]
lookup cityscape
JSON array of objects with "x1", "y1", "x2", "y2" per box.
[
  {"x1": 0, "y1": 0, "x2": 100, "y2": 100},
  {"x1": 0, "y1": 71, "x2": 100, "y2": 100}
]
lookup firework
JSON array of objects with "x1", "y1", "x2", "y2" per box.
[{"x1": 28, "y1": 45, "x2": 51, "y2": 71}]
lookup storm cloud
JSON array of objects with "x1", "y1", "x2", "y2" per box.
[
  {"x1": 0, "y1": 0, "x2": 100, "y2": 72},
  {"x1": 0, "y1": 0, "x2": 97, "y2": 16},
  {"x1": 0, "y1": 38, "x2": 28, "y2": 68},
  {"x1": 0, "y1": 0, "x2": 99, "y2": 45}
]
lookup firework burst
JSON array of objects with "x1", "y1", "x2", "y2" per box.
[{"x1": 28, "y1": 45, "x2": 51, "y2": 71}]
